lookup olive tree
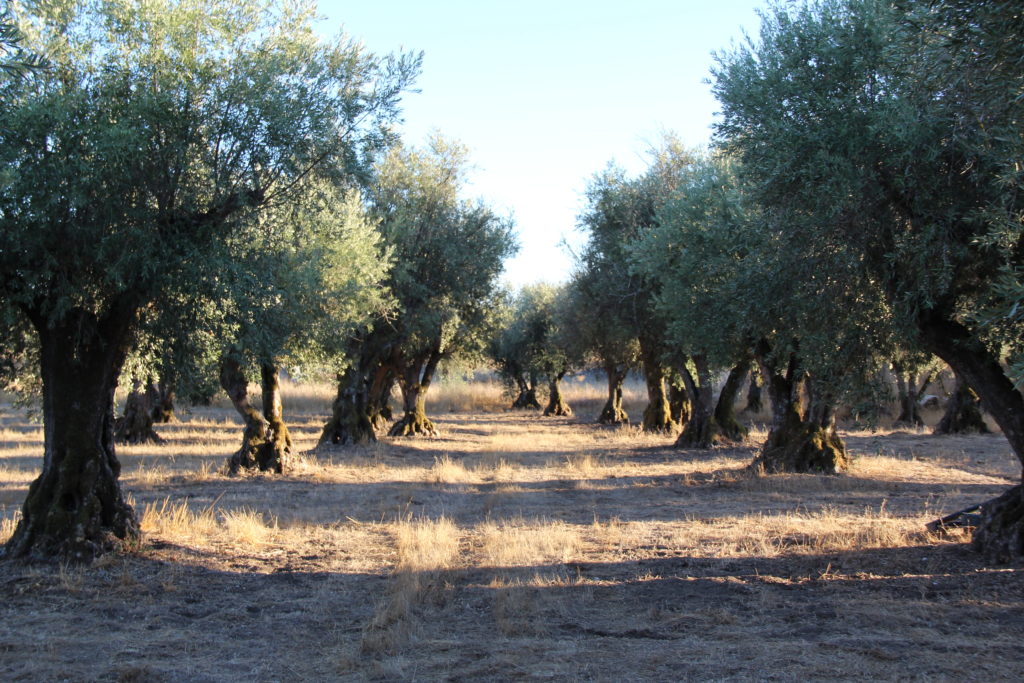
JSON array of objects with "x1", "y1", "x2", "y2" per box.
[
  {"x1": 712, "y1": 0, "x2": 1024, "y2": 558},
  {"x1": 0, "y1": 0, "x2": 417, "y2": 560}
]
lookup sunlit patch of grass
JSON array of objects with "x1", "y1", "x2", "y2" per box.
[
  {"x1": 140, "y1": 497, "x2": 219, "y2": 541},
  {"x1": 478, "y1": 517, "x2": 580, "y2": 568},
  {"x1": 426, "y1": 454, "x2": 473, "y2": 484},
  {"x1": 220, "y1": 507, "x2": 278, "y2": 546}
]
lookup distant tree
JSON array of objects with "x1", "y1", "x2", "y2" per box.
[
  {"x1": 0, "y1": 0, "x2": 418, "y2": 561},
  {"x1": 321, "y1": 137, "x2": 516, "y2": 443}
]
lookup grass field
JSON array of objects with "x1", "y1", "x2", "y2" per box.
[{"x1": 0, "y1": 380, "x2": 1022, "y2": 681}]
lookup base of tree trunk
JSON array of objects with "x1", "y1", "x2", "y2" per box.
[
  {"x1": 114, "y1": 391, "x2": 164, "y2": 445},
  {"x1": 598, "y1": 404, "x2": 628, "y2": 425},
  {"x1": 543, "y1": 397, "x2": 573, "y2": 417},
  {"x1": 5, "y1": 462, "x2": 140, "y2": 562},
  {"x1": 641, "y1": 402, "x2": 675, "y2": 433},
  {"x1": 752, "y1": 422, "x2": 849, "y2": 474},
  {"x1": 321, "y1": 411, "x2": 377, "y2": 446},
  {"x1": 675, "y1": 417, "x2": 722, "y2": 449},
  {"x1": 971, "y1": 485, "x2": 1024, "y2": 564},
  {"x1": 934, "y1": 391, "x2": 989, "y2": 434},
  {"x1": 389, "y1": 412, "x2": 439, "y2": 437},
  {"x1": 227, "y1": 421, "x2": 290, "y2": 474},
  {"x1": 511, "y1": 390, "x2": 541, "y2": 410},
  {"x1": 715, "y1": 414, "x2": 748, "y2": 442}
]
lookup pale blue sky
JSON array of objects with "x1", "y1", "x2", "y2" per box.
[{"x1": 317, "y1": 1, "x2": 769, "y2": 285}]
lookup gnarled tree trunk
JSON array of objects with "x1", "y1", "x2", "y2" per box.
[
  {"x1": 258, "y1": 363, "x2": 292, "y2": 472},
  {"x1": 511, "y1": 372, "x2": 542, "y2": 410},
  {"x1": 543, "y1": 371, "x2": 573, "y2": 417},
  {"x1": 115, "y1": 377, "x2": 163, "y2": 445},
  {"x1": 750, "y1": 346, "x2": 848, "y2": 474},
  {"x1": 5, "y1": 307, "x2": 140, "y2": 562},
  {"x1": 220, "y1": 355, "x2": 274, "y2": 474},
  {"x1": 639, "y1": 338, "x2": 674, "y2": 432},
  {"x1": 668, "y1": 380, "x2": 691, "y2": 428},
  {"x1": 714, "y1": 359, "x2": 750, "y2": 441},
  {"x1": 598, "y1": 362, "x2": 629, "y2": 425},
  {"x1": 389, "y1": 346, "x2": 442, "y2": 437},
  {"x1": 934, "y1": 372, "x2": 989, "y2": 435},
  {"x1": 917, "y1": 313, "x2": 1024, "y2": 562},
  {"x1": 321, "y1": 366, "x2": 378, "y2": 446},
  {"x1": 675, "y1": 356, "x2": 721, "y2": 448}
]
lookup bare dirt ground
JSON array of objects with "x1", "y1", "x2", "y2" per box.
[{"x1": 1, "y1": 395, "x2": 1023, "y2": 681}]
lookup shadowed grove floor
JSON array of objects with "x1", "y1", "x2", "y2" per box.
[{"x1": 0, "y1": 405, "x2": 1022, "y2": 681}]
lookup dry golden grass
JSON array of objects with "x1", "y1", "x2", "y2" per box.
[{"x1": 0, "y1": 394, "x2": 1022, "y2": 681}]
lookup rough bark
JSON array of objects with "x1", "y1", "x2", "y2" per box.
[
  {"x1": 668, "y1": 381, "x2": 691, "y2": 428},
  {"x1": 220, "y1": 356, "x2": 275, "y2": 474},
  {"x1": 639, "y1": 340, "x2": 674, "y2": 432},
  {"x1": 598, "y1": 363, "x2": 629, "y2": 425},
  {"x1": 543, "y1": 372, "x2": 573, "y2": 417},
  {"x1": 714, "y1": 359, "x2": 750, "y2": 441},
  {"x1": 917, "y1": 313, "x2": 1024, "y2": 561},
  {"x1": 389, "y1": 347, "x2": 442, "y2": 437},
  {"x1": 320, "y1": 367, "x2": 378, "y2": 446},
  {"x1": 258, "y1": 363, "x2": 292, "y2": 472},
  {"x1": 675, "y1": 356, "x2": 720, "y2": 448},
  {"x1": 114, "y1": 377, "x2": 163, "y2": 445},
  {"x1": 934, "y1": 373, "x2": 989, "y2": 435},
  {"x1": 749, "y1": 346, "x2": 848, "y2": 474},
  {"x1": 4, "y1": 307, "x2": 140, "y2": 562}
]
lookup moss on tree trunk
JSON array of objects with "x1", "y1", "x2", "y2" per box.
[
  {"x1": 743, "y1": 369, "x2": 763, "y2": 414},
  {"x1": 390, "y1": 347, "x2": 442, "y2": 437},
  {"x1": 668, "y1": 381, "x2": 691, "y2": 428},
  {"x1": 4, "y1": 310, "x2": 139, "y2": 562},
  {"x1": 543, "y1": 373, "x2": 573, "y2": 417},
  {"x1": 221, "y1": 355, "x2": 287, "y2": 474},
  {"x1": 641, "y1": 363, "x2": 674, "y2": 433},
  {"x1": 749, "y1": 345, "x2": 848, "y2": 474}
]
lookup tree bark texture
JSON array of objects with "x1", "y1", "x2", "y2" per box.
[
  {"x1": 543, "y1": 372, "x2": 573, "y2": 417},
  {"x1": 4, "y1": 307, "x2": 140, "y2": 562},
  {"x1": 668, "y1": 381, "x2": 691, "y2": 428},
  {"x1": 714, "y1": 359, "x2": 750, "y2": 441},
  {"x1": 675, "y1": 357, "x2": 721, "y2": 448},
  {"x1": 258, "y1": 363, "x2": 292, "y2": 471},
  {"x1": 321, "y1": 367, "x2": 378, "y2": 446},
  {"x1": 934, "y1": 372, "x2": 989, "y2": 435},
  {"x1": 115, "y1": 377, "x2": 163, "y2": 445},
  {"x1": 917, "y1": 313, "x2": 1024, "y2": 561},
  {"x1": 511, "y1": 373, "x2": 541, "y2": 410},
  {"x1": 598, "y1": 363, "x2": 629, "y2": 425},
  {"x1": 750, "y1": 348, "x2": 848, "y2": 474},
  {"x1": 220, "y1": 356, "x2": 280, "y2": 474},
  {"x1": 639, "y1": 338, "x2": 674, "y2": 432},
  {"x1": 389, "y1": 346, "x2": 442, "y2": 437}
]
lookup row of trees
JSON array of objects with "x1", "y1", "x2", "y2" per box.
[
  {"x1": 0, "y1": 0, "x2": 514, "y2": 561},
  {"x1": 491, "y1": 0, "x2": 1022, "y2": 562}
]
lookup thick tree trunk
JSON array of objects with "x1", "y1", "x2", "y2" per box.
[
  {"x1": 220, "y1": 356, "x2": 273, "y2": 474},
  {"x1": 640, "y1": 344, "x2": 674, "y2": 432},
  {"x1": 258, "y1": 363, "x2": 292, "y2": 472},
  {"x1": 668, "y1": 380, "x2": 691, "y2": 428},
  {"x1": 750, "y1": 349, "x2": 848, "y2": 474},
  {"x1": 115, "y1": 377, "x2": 163, "y2": 445},
  {"x1": 389, "y1": 348, "x2": 442, "y2": 437},
  {"x1": 146, "y1": 376, "x2": 176, "y2": 424},
  {"x1": 714, "y1": 359, "x2": 750, "y2": 441},
  {"x1": 917, "y1": 313, "x2": 1024, "y2": 561},
  {"x1": 369, "y1": 368, "x2": 395, "y2": 431},
  {"x1": 543, "y1": 372, "x2": 573, "y2": 417},
  {"x1": 320, "y1": 366, "x2": 378, "y2": 446},
  {"x1": 511, "y1": 373, "x2": 541, "y2": 410},
  {"x1": 744, "y1": 368, "x2": 763, "y2": 414},
  {"x1": 675, "y1": 357, "x2": 720, "y2": 448},
  {"x1": 598, "y1": 363, "x2": 629, "y2": 425},
  {"x1": 4, "y1": 308, "x2": 140, "y2": 562},
  {"x1": 934, "y1": 373, "x2": 989, "y2": 435}
]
